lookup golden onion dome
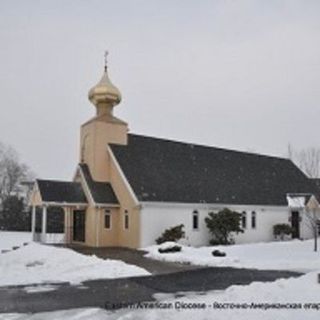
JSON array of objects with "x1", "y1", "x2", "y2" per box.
[
  {"x1": 88, "y1": 68, "x2": 122, "y2": 107},
  {"x1": 88, "y1": 52, "x2": 121, "y2": 108}
]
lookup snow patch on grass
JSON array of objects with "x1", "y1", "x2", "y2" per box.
[
  {"x1": 145, "y1": 239, "x2": 320, "y2": 272},
  {"x1": 0, "y1": 232, "x2": 31, "y2": 251},
  {"x1": 0, "y1": 243, "x2": 149, "y2": 286}
]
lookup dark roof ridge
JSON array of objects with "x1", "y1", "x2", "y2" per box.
[{"x1": 126, "y1": 133, "x2": 289, "y2": 162}]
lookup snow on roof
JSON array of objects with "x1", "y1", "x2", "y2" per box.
[{"x1": 286, "y1": 194, "x2": 308, "y2": 208}]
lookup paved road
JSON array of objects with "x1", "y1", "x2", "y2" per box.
[
  {"x1": 62, "y1": 245, "x2": 200, "y2": 274},
  {"x1": 0, "y1": 267, "x2": 302, "y2": 313}
]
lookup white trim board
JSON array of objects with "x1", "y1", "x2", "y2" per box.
[
  {"x1": 41, "y1": 201, "x2": 88, "y2": 207},
  {"x1": 78, "y1": 165, "x2": 96, "y2": 206},
  {"x1": 140, "y1": 201, "x2": 288, "y2": 211}
]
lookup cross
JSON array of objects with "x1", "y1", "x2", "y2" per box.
[{"x1": 104, "y1": 50, "x2": 109, "y2": 70}]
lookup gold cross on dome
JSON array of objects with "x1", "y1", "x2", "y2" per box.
[{"x1": 104, "y1": 50, "x2": 109, "y2": 70}]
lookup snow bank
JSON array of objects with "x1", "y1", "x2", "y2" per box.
[
  {"x1": 0, "y1": 308, "x2": 108, "y2": 320},
  {"x1": 145, "y1": 239, "x2": 320, "y2": 272},
  {"x1": 0, "y1": 231, "x2": 31, "y2": 251},
  {"x1": 4, "y1": 271, "x2": 320, "y2": 319},
  {"x1": 0, "y1": 243, "x2": 149, "y2": 286},
  {"x1": 113, "y1": 271, "x2": 320, "y2": 320}
]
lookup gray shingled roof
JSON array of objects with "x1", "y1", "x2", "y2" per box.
[
  {"x1": 78, "y1": 163, "x2": 119, "y2": 205},
  {"x1": 310, "y1": 178, "x2": 320, "y2": 198},
  {"x1": 311, "y1": 178, "x2": 320, "y2": 190},
  {"x1": 37, "y1": 180, "x2": 87, "y2": 204},
  {"x1": 110, "y1": 134, "x2": 319, "y2": 206}
]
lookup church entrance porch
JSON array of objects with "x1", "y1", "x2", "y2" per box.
[
  {"x1": 29, "y1": 179, "x2": 89, "y2": 244},
  {"x1": 30, "y1": 205, "x2": 87, "y2": 245}
]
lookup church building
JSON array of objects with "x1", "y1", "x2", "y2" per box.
[{"x1": 30, "y1": 57, "x2": 320, "y2": 248}]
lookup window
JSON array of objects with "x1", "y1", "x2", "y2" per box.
[
  {"x1": 104, "y1": 210, "x2": 111, "y2": 229},
  {"x1": 241, "y1": 211, "x2": 247, "y2": 229},
  {"x1": 124, "y1": 210, "x2": 129, "y2": 229},
  {"x1": 192, "y1": 210, "x2": 199, "y2": 230},
  {"x1": 251, "y1": 211, "x2": 256, "y2": 229}
]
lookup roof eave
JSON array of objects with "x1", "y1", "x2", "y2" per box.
[{"x1": 41, "y1": 201, "x2": 88, "y2": 207}]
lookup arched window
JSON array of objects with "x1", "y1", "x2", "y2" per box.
[
  {"x1": 192, "y1": 210, "x2": 199, "y2": 230},
  {"x1": 241, "y1": 211, "x2": 247, "y2": 229},
  {"x1": 251, "y1": 211, "x2": 256, "y2": 229},
  {"x1": 124, "y1": 210, "x2": 129, "y2": 230}
]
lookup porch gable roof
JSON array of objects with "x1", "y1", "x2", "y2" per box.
[{"x1": 36, "y1": 180, "x2": 88, "y2": 205}]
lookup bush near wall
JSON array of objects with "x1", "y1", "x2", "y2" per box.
[
  {"x1": 156, "y1": 224, "x2": 185, "y2": 244},
  {"x1": 273, "y1": 223, "x2": 293, "y2": 240},
  {"x1": 205, "y1": 208, "x2": 243, "y2": 245}
]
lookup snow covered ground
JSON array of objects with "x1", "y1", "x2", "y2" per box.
[
  {"x1": 2, "y1": 271, "x2": 320, "y2": 320},
  {"x1": 1, "y1": 235, "x2": 319, "y2": 319},
  {"x1": 0, "y1": 231, "x2": 32, "y2": 251},
  {"x1": 144, "y1": 239, "x2": 320, "y2": 272},
  {"x1": 0, "y1": 242, "x2": 149, "y2": 286}
]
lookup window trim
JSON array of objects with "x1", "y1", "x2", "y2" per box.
[
  {"x1": 104, "y1": 210, "x2": 111, "y2": 230},
  {"x1": 251, "y1": 211, "x2": 257, "y2": 229},
  {"x1": 192, "y1": 210, "x2": 199, "y2": 230},
  {"x1": 241, "y1": 211, "x2": 247, "y2": 229},
  {"x1": 124, "y1": 210, "x2": 129, "y2": 230}
]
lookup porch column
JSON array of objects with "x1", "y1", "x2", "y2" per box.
[
  {"x1": 64, "y1": 207, "x2": 72, "y2": 244},
  {"x1": 31, "y1": 206, "x2": 36, "y2": 241},
  {"x1": 41, "y1": 206, "x2": 47, "y2": 243}
]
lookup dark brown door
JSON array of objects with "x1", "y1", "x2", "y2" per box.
[
  {"x1": 291, "y1": 211, "x2": 300, "y2": 239},
  {"x1": 73, "y1": 210, "x2": 86, "y2": 242}
]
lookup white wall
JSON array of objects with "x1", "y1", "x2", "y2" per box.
[
  {"x1": 140, "y1": 205, "x2": 211, "y2": 248},
  {"x1": 139, "y1": 202, "x2": 311, "y2": 247},
  {"x1": 234, "y1": 208, "x2": 288, "y2": 244}
]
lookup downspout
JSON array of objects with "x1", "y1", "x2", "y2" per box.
[{"x1": 96, "y1": 208, "x2": 100, "y2": 247}]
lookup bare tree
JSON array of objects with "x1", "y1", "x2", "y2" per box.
[
  {"x1": 288, "y1": 145, "x2": 320, "y2": 251},
  {"x1": 304, "y1": 206, "x2": 320, "y2": 252},
  {"x1": 288, "y1": 144, "x2": 320, "y2": 178},
  {"x1": 0, "y1": 142, "x2": 31, "y2": 203},
  {"x1": 297, "y1": 148, "x2": 320, "y2": 178}
]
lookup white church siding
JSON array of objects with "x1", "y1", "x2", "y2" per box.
[
  {"x1": 139, "y1": 202, "x2": 314, "y2": 247},
  {"x1": 140, "y1": 203, "x2": 211, "y2": 248},
  {"x1": 234, "y1": 207, "x2": 289, "y2": 244}
]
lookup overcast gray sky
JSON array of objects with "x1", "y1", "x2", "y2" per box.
[{"x1": 0, "y1": 0, "x2": 319, "y2": 180}]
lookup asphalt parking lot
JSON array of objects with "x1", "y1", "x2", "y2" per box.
[{"x1": 0, "y1": 267, "x2": 301, "y2": 313}]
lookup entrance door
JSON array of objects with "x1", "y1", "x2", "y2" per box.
[
  {"x1": 73, "y1": 210, "x2": 86, "y2": 242},
  {"x1": 291, "y1": 211, "x2": 300, "y2": 239}
]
